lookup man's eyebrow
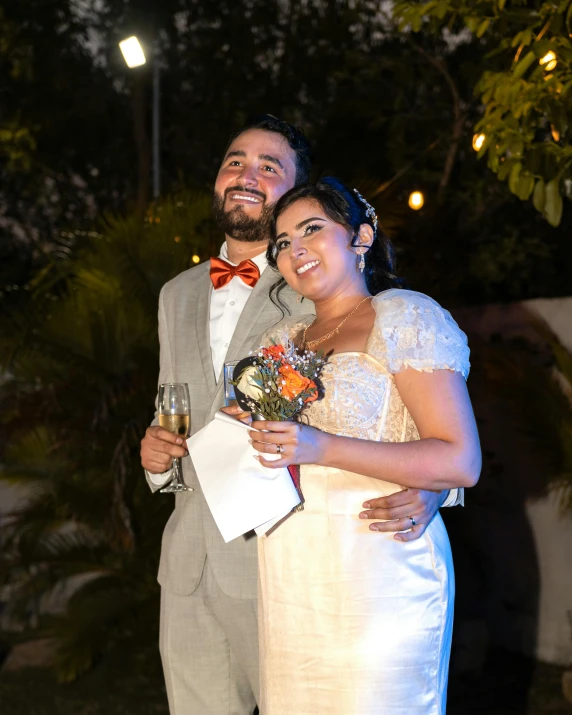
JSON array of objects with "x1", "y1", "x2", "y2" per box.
[
  {"x1": 275, "y1": 217, "x2": 325, "y2": 241},
  {"x1": 259, "y1": 154, "x2": 284, "y2": 170},
  {"x1": 225, "y1": 150, "x2": 246, "y2": 160}
]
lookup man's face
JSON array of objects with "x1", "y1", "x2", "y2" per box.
[{"x1": 212, "y1": 128, "x2": 298, "y2": 243}]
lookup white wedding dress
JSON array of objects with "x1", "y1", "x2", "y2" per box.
[{"x1": 258, "y1": 289, "x2": 470, "y2": 715}]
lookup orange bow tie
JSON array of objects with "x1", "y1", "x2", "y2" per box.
[{"x1": 209, "y1": 257, "x2": 260, "y2": 290}]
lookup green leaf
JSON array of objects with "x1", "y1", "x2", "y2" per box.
[
  {"x1": 533, "y1": 179, "x2": 546, "y2": 212},
  {"x1": 477, "y1": 19, "x2": 491, "y2": 38},
  {"x1": 516, "y1": 172, "x2": 535, "y2": 201},
  {"x1": 513, "y1": 51, "x2": 536, "y2": 79},
  {"x1": 508, "y1": 161, "x2": 522, "y2": 193},
  {"x1": 544, "y1": 179, "x2": 563, "y2": 226}
]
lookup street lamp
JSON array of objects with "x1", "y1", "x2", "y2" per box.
[{"x1": 119, "y1": 35, "x2": 161, "y2": 199}]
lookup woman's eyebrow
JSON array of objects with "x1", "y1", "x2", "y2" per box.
[{"x1": 295, "y1": 217, "x2": 326, "y2": 230}]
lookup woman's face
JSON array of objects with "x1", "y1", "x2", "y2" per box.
[{"x1": 274, "y1": 198, "x2": 365, "y2": 303}]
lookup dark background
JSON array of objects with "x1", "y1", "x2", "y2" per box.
[{"x1": 1, "y1": 1, "x2": 571, "y2": 713}]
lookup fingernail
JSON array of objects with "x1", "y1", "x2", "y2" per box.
[
  {"x1": 248, "y1": 439, "x2": 253, "y2": 444},
  {"x1": 369, "y1": 524, "x2": 380, "y2": 531},
  {"x1": 176, "y1": 438, "x2": 183, "y2": 445},
  {"x1": 359, "y1": 512, "x2": 368, "y2": 519},
  {"x1": 362, "y1": 502, "x2": 370, "y2": 509},
  {"x1": 394, "y1": 534, "x2": 404, "y2": 541}
]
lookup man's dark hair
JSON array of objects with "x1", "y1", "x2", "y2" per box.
[{"x1": 225, "y1": 114, "x2": 312, "y2": 185}]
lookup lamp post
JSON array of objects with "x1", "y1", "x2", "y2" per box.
[{"x1": 119, "y1": 36, "x2": 161, "y2": 200}]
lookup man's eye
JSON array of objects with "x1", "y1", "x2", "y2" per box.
[
  {"x1": 262, "y1": 165, "x2": 277, "y2": 173},
  {"x1": 229, "y1": 160, "x2": 241, "y2": 167}
]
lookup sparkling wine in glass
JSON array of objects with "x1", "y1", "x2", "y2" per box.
[{"x1": 158, "y1": 382, "x2": 192, "y2": 493}]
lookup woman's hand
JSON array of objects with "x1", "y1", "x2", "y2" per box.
[
  {"x1": 249, "y1": 421, "x2": 329, "y2": 468},
  {"x1": 220, "y1": 405, "x2": 252, "y2": 425}
]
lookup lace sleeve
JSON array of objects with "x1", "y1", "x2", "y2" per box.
[{"x1": 367, "y1": 289, "x2": 470, "y2": 379}]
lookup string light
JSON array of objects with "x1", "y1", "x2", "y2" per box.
[
  {"x1": 408, "y1": 191, "x2": 424, "y2": 210},
  {"x1": 551, "y1": 126, "x2": 560, "y2": 142},
  {"x1": 472, "y1": 133, "x2": 486, "y2": 151},
  {"x1": 539, "y1": 51, "x2": 557, "y2": 71},
  {"x1": 192, "y1": 255, "x2": 200, "y2": 264}
]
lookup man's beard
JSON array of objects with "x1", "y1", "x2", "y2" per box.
[{"x1": 212, "y1": 188, "x2": 275, "y2": 244}]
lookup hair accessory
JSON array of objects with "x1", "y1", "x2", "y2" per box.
[{"x1": 353, "y1": 189, "x2": 378, "y2": 235}]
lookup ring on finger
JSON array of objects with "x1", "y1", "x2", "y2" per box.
[
  {"x1": 407, "y1": 515, "x2": 416, "y2": 527},
  {"x1": 276, "y1": 444, "x2": 284, "y2": 454}
]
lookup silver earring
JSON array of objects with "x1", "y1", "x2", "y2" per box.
[
  {"x1": 358, "y1": 252, "x2": 365, "y2": 273},
  {"x1": 296, "y1": 293, "x2": 301, "y2": 303}
]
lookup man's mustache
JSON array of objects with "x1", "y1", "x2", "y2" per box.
[{"x1": 224, "y1": 185, "x2": 266, "y2": 202}]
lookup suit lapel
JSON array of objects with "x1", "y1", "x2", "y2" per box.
[
  {"x1": 225, "y1": 267, "x2": 277, "y2": 363},
  {"x1": 195, "y1": 269, "x2": 217, "y2": 395}
]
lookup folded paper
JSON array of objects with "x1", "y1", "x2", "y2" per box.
[{"x1": 187, "y1": 412, "x2": 300, "y2": 542}]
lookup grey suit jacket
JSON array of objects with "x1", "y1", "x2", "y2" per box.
[{"x1": 148, "y1": 262, "x2": 313, "y2": 599}]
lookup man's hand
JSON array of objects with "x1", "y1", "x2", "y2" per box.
[
  {"x1": 141, "y1": 425, "x2": 187, "y2": 474},
  {"x1": 220, "y1": 405, "x2": 252, "y2": 424},
  {"x1": 358, "y1": 488, "x2": 447, "y2": 542}
]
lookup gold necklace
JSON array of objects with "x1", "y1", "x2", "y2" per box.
[{"x1": 302, "y1": 296, "x2": 372, "y2": 350}]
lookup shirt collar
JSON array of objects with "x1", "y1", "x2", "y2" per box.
[{"x1": 219, "y1": 242, "x2": 268, "y2": 273}]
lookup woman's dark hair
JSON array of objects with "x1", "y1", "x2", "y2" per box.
[
  {"x1": 224, "y1": 114, "x2": 312, "y2": 185},
  {"x1": 267, "y1": 177, "x2": 403, "y2": 299}
]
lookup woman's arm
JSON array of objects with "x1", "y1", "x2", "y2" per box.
[{"x1": 250, "y1": 368, "x2": 481, "y2": 491}]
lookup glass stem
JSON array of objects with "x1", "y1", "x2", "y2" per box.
[{"x1": 171, "y1": 457, "x2": 184, "y2": 486}]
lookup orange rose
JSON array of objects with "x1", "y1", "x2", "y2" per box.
[
  {"x1": 278, "y1": 365, "x2": 317, "y2": 402},
  {"x1": 263, "y1": 345, "x2": 285, "y2": 360}
]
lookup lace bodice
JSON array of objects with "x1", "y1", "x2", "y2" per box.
[{"x1": 264, "y1": 289, "x2": 470, "y2": 443}]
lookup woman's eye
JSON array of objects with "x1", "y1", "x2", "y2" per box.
[
  {"x1": 276, "y1": 239, "x2": 290, "y2": 252},
  {"x1": 303, "y1": 223, "x2": 322, "y2": 236}
]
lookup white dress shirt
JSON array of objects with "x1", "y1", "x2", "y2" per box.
[{"x1": 209, "y1": 243, "x2": 268, "y2": 381}]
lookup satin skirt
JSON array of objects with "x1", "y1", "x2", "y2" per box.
[{"x1": 258, "y1": 465, "x2": 454, "y2": 715}]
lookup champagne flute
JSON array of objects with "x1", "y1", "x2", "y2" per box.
[
  {"x1": 158, "y1": 383, "x2": 192, "y2": 493},
  {"x1": 223, "y1": 360, "x2": 239, "y2": 407}
]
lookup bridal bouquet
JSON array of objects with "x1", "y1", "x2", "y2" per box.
[{"x1": 232, "y1": 342, "x2": 325, "y2": 421}]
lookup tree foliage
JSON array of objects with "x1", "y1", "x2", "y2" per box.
[
  {"x1": 0, "y1": 190, "x2": 216, "y2": 681},
  {"x1": 393, "y1": 0, "x2": 572, "y2": 225}
]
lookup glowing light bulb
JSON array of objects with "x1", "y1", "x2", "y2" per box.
[
  {"x1": 192, "y1": 254, "x2": 200, "y2": 264},
  {"x1": 408, "y1": 191, "x2": 424, "y2": 210},
  {"x1": 472, "y1": 133, "x2": 486, "y2": 151},
  {"x1": 539, "y1": 51, "x2": 557, "y2": 71},
  {"x1": 119, "y1": 36, "x2": 146, "y2": 68}
]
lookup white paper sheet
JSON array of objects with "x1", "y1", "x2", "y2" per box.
[{"x1": 187, "y1": 412, "x2": 300, "y2": 542}]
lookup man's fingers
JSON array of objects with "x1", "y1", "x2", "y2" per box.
[
  {"x1": 362, "y1": 488, "x2": 419, "y2": 510},
  {"x1": 367, "y1": 517, "x2": 417, "y2": 533},
  {"x1": 147, "y1": 425, "x2": 185, "y2": 445},
  {"x1": 394, "y1": 522, "x2": 428, "y2": 542},
  {"x1": 359, "y1": 503, "x2": 419, "y2": 522},
  {"x1": 144, "y1": 459, "x2": 173, "y2": 473},
  {"x1": 368, "y1": 520, "x2": 428, "y2": 542}
]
